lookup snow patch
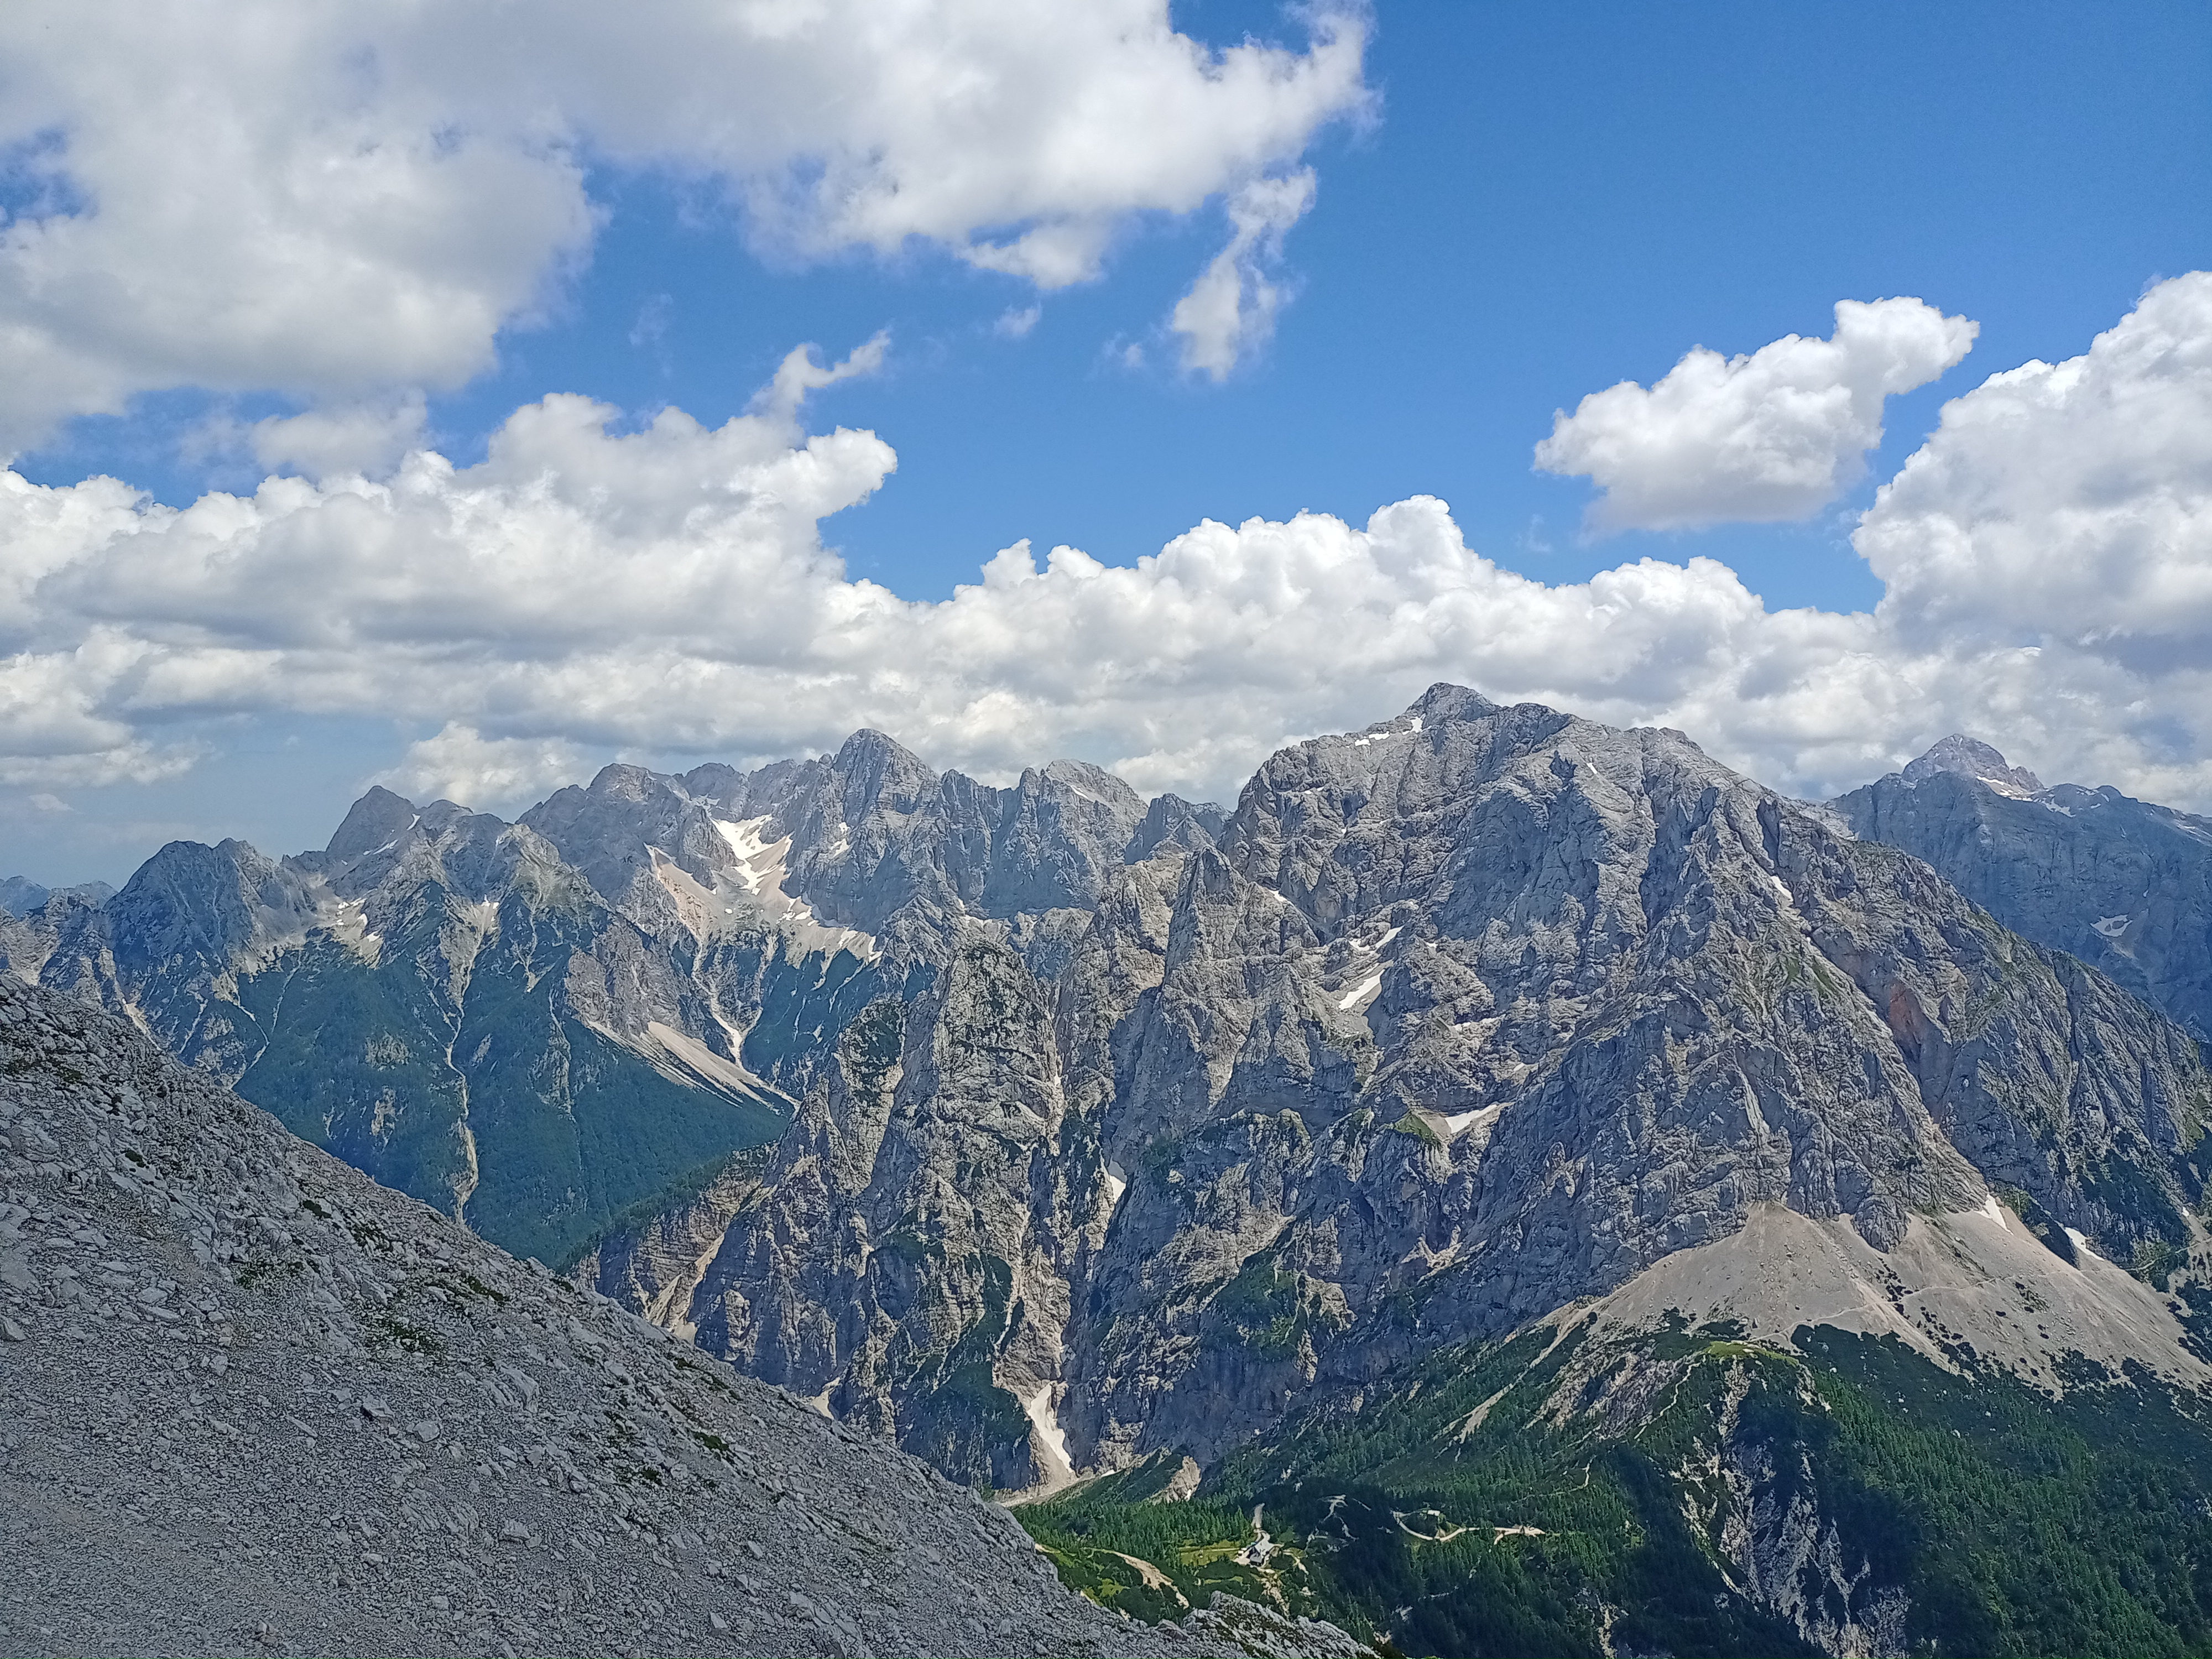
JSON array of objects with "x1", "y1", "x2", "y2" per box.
[
  {"x1": 1021, "y1": 1384, "x2": 1072, "y2": 1474},
  {"x1": 2064, "y1": 1227, "x2": 2104, "y2": 1262},
  {"x1": 704, "y1": 817, "x2": 879, "y2": 961},
  {"x1": 713, "y1": 816, "x2": 779, "y2": 894},
  {"x1": 2093, "y1": 914, "x2": 2131, "y2": 940},
  {"x1": 1338, "y1": 972, "x2": 1382, "y2": 1011},
  {"x1": 1978, "y1": 1192, "x2": 2010, "y2": 1227},
  {"x1": 1104, "y1": 1164, "x2": 1128, "y2": 1211},
  {"x1": 324, "y1": 896, "x2": 383, "y2": 966},
  {"x1": 1441, "y1": 1103, "x2": 1503, "y2": 1139}
]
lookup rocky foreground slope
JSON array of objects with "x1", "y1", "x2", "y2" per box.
[{"x1": 0, "y1": 974, "x2": 1366, "y2": 1659}]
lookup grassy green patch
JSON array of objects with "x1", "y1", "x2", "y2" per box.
[
  {"x1": 1021, "y1": 1453, "x2": 1294, "y2": 1624},
  {"x1": 1024, "y1": 1318, "x2": 2212, "y2": 1658}
]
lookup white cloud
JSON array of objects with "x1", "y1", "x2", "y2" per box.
[
  {"x1": 1850, "y1": 271, "x2": 2212, "y2": 800},
  {"x1": 1170, "y1": 169, "x2": 1317, "y2": 379},
  {"x1": 0, "y1": 1, "x2": 1370, "y2": 450},
  {"x1": 375, "y1": 723, "x2": 593, "y2": 814},
  {"x1": 4, "y1": 279, "x2": 2211, "y2": 815},
  {"x1": 1535, "y1": 298, "x2": 1978, "y2": 532},
  {"x1": 1859, "y1": 273, "x2": 2212, "y2": 661},
  {"x1": 751, "y1": 333, "x2": 891, "y2": 425},
  {"x1": 244, "y1": 395, "x2": 430, "y2": 480},
  {"x1": 993, "y1": 306, "x2": 1042, "y2": 341}
]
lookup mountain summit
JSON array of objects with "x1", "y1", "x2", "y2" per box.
[{"x1": 1898, "y1": 733, "x2": 2046, "y2": 797}]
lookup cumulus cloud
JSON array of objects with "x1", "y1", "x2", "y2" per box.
[
  {"x1": 375, "y1": 724, "x2": 594, "y2": 815},
  {"x1": 0, "y1": 1, "x2": 1369, "y2": 450},
  {"x1": 752, "y1": 332, "x2": 891, "y2": 425},
  {"x1": 240, "y1": 395, "x2": 430, "y2": 481},
  {"x1": 4, "y1": 279, "x2": 2211, "y2": 813},
  {"x1": 1536, "y1": 298, "x2": 1978, "y2": 533},
  {"x1": 1851, "y1": 271, "x2": 2212, "y2": 799},
  {"x1": 1170, "y1": 169, "x2": 1318, "y2": 379},
  {"x1": 1859, "y1": 273, "x2": 2212, "y2": 659}
]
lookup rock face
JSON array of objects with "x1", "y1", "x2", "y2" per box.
[
  {"x1": 568, "y1": 1154, "x2": 770, "y2": 1343},
  {"x1": 1834, "y1": 734, "x2": 2212, "y2": 1042},
  {"x1": 638, "y1": 687, "x2": 2210, "y2": 1493},
  {"x1": 686, "y1": 946, "x2": 1097, "y2": 1496},
  {"x1": 0, "y1": 974, "x2": 1368, "y2": 1659}
]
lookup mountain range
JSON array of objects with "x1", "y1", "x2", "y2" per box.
[
  {"x1": 7, "y1": 686, "x2": 2211, "y2": 1656},
  {"x1": 0, "y1": 743, "x2": 1224, "y2": 1267}
]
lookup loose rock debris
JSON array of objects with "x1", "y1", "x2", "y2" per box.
[{"x1": 0, "y1": 975, "x2": 1367, "y2": 1659}]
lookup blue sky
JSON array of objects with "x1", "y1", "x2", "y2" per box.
[{"x1": 3, "y1": 1, "x2": 2210, "y2": 885}]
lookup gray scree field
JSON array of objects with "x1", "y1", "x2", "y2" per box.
[{"x1": 0, "y1": 974, "x2": 1366, "y2": 1659}]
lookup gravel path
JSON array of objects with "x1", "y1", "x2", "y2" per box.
[{"x1": 0, "y1": 976, "x2": 1366, "y2": 1659}]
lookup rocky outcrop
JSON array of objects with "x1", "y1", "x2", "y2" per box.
[
  {"x1": 568, "y1": 1154, "x2": 767, "y2": 1337},
  {"x1": 0, "y1": 974, "x2": 1370, "y2": 1658},
  {"x1": 1704, "y1": 1371, "x2": 1914, "y2": 1658},
  {"x1": 689, "y1": 943, "x2": 1099, "y2": 1493},
  {"x1": 1835, "y1": 736, "x2": 2212, "y2": 1042}
]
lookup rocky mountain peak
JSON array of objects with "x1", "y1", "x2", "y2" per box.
[
  {"x1": 832, "y1": 727, "x2": 937, "y2": 817},
  {"x1": 1124, "y1": 793, "x2": 1227, "y2": 862},
  {"x1": 414, "y1": 797, "x2": 474, "y2": 834},
  {"x1": 1900, "y1": 733, "x2": 2046, "y2": 797},
  {"x1": 323, "y1": 784, "x2": 421, "y2": 860},
  {"x1": 676, "y1": 761, "x2": 749, "y2": 815},
  {"x1": 1834, "y1": 739, "x2": 2212, "y2": 1042},
  {"x1": 521, "y1": 764, "x2": 727, "y2": 909},
  {"x1": 1406, "y1": 680, "x2": 1500, "y2": 724},
  {"x1": 0, "y1": 875, "x2": 112, "y2": 917},
  {"x1": 1039, "y1": 758, "x2": 1145, "y2": 815},
  {"x1": 582, "y1": 760, "x2": 669, "y2": 802}
]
